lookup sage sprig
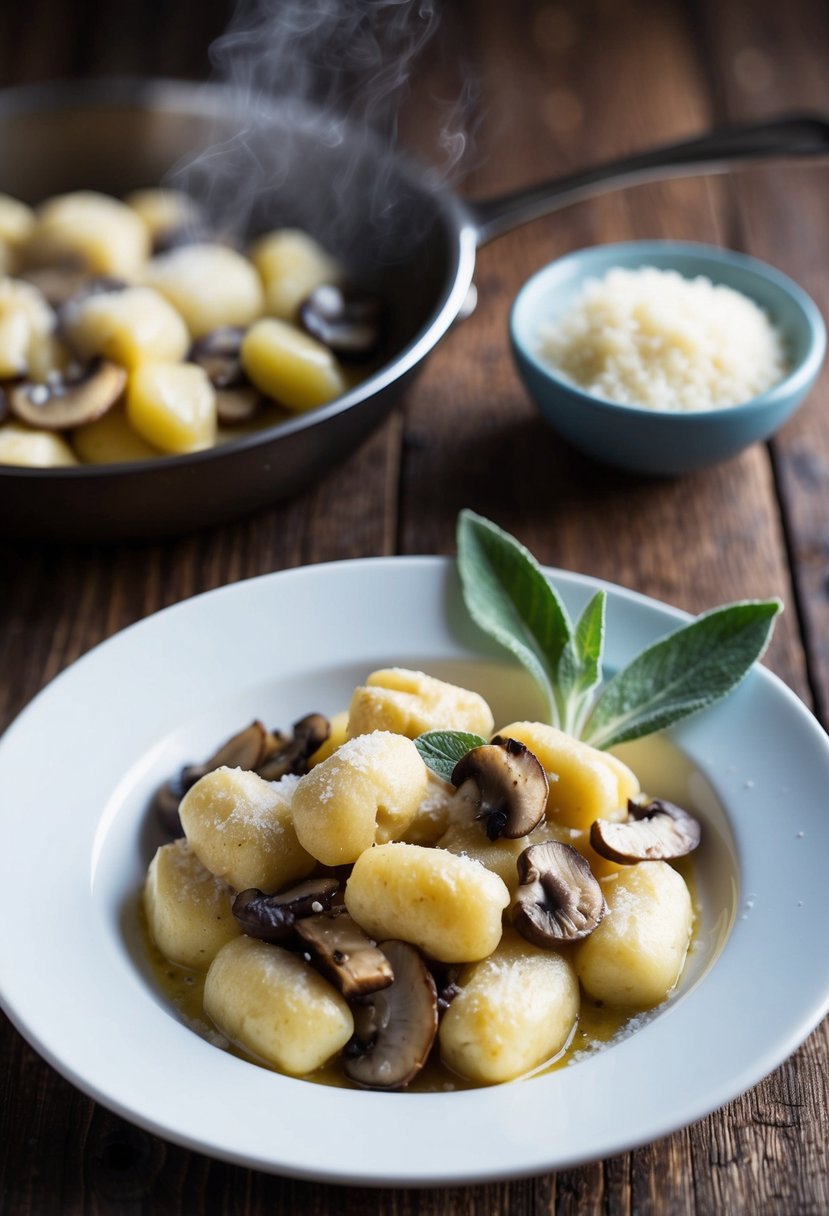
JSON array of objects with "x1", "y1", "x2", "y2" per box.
[
  {"x1": 455, "y1": 509, "x2": 781, "y2": 752},
  {"x1": 456, "y1": 509, "x2": 571, "y2": 726},
  {"x1": 581, "y1": 600, "x2": 783, "y2": 749}
]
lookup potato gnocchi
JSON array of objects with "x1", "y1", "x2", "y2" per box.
[
  {"x1": 0, "y1": 188, "x2": 384, "y2": 467},
  {"x1": 143, "y1": 666, "x2": 700, "y2": 1092}
]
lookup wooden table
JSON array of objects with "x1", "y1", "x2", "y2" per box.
[{"x1": 2, "y1": 1, "x2": 828, "y2": 1211}]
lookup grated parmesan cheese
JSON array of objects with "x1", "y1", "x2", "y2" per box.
[{"x1": 538, "y1": 266, "x2": 787, "y2": 411}]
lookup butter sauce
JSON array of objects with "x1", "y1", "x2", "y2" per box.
[{"x1": 142, "y1": 732, "x2": 718, "y2": 1092}]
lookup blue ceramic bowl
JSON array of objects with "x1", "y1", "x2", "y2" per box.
[{"x1": 510, "y1": 241, "x2": 826, "y2": 475}]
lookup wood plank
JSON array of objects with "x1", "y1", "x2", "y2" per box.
[
  {"x1": 693, "y1": 0, "x2": 829, "y2": 725},
  {"x1": 674, "y1": 6, "x2": 829, "y2": 1213},
  {"x1": 397, "y1": 0, "x2": 806, "y2": 695},
  {"x1": 0, "y1": 3, "x2": 402, "y2": 1210},
  {"x1": 0, "y1": 0, "x2": 827, "y2": 1212},
  {"x1": 397, "y1": 3, "x2": 820, "y2": 1216}
]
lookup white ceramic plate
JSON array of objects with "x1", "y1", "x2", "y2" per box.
[{"x1": 1, "y1": 558, "x2": 828, "y2": 1187}]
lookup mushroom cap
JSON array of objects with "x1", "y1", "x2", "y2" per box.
[
  {"x1": 344, "y1": 940, "x2": 438, "y2": 1090},
  {"x1": 8, "y1": 360, "x2": 126, "y2": 430},
  {"x1": 150, "y1": 714, "x2": 330, "y2": 838},
  {"x1": 294, "y1": 911, "x2": 393, "y2": 1000},
  {"x1": 451, "y1": 737, "x2": 548, "y2": 840},
  {"x1": 590, "y1": 797, "x2": 702, "y2": 864},
  {"x1": 180, "y1": 719, "x2": 272, "y2": 788},
  {"x1": 256, "y1": 712, "x2": 330, "y2": 781},
  {"x1": 152, "y1": 720, "x2": 272, "y2": 835},
  {"x1": 512, "y1": 840, "x2": 607, "y2": 945},
  {"x1": 232, "y1": 877, "x2": 341, "y2": 943},
  {"x1": 298, "y1": 284, "x2": 383, "y2": 359},
  {"x1": 189, "y1": 326, "x2": 246, "y2": 388}
]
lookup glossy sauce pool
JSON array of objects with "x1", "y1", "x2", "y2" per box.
[{"x1": 142, "y1": 731, "x2": 727, "y2": 1092}]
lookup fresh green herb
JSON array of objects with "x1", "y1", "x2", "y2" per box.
[
  {"x1": 556, "y1": 590, "x2": 606, "y2": 737},
  {"x1": 582, "y1": 599, "x2": 783, "y2": 750},
  {"x1": 454, "y1": 508, "x2": 781, "y2": 755},
  {"x1": 456, "y1": 510, "x2": 572, "y2": 726},
  {"x1": 413, "y1": 730, "x2": 489, "y2": 783}
]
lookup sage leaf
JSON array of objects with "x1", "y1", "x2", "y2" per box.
[
  {"x1": 557, "y1": 590, "x2": 607, "y2": 735},
  {"x1": 582, "y1": 599, "x2": 782, "y2": 750},
  {"x1": 414, "y1": 730, "x2": 488, "y2": 783},
  {"x1": 457, "y1": 509, "x2": 572, "y2": 725}
]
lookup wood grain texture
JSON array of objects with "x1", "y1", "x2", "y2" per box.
[
  {"x1": 692, "y1": 0, "x2": 829, "y2": 727},
  {"x1": 1, "y1": 0, "x2": 827, "y2": 1212}
]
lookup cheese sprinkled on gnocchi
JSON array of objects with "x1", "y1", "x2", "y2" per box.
[{"x1": 143, "y1": 666, "x2": 700, "y2": 1091}]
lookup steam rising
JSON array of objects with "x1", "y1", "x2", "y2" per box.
[
  {"x1": 169, "y1": 0, "x2": 477, "y2": 257},
  {"x1": 210, "y1": 0, "x2": 440, "y2": 140}
]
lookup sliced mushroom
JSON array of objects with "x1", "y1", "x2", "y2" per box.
[
  {"x1": 8, "y1": 359, "x2": 126, "y2": 430},
  {"x1": 215, "y1": 385, "x2": 263, "y2": 426},
  {"x1": 298, "y1": 284, "x2": 383, "y2": 359},
  {"x1": 294, "y1": 911, "x2": 394, "y2": 999},
  {"x1": 344, "y1": 940, "x2": 438, "y2": 1090},
  {"x1": 150, "y1": 715, "x2": 329, "y2": 838},
  {"x1": 180, "y1": 719, "x2": 272, "y2": 788},
  {"x1": 590, "y1": 797, "x2": 701, "y2": 864},
  {"x1": 451, "y1": 737, "x2": 548, "y2": 841},
  {"x1": 189, "y1": 326, "x2": 246, "y2": 388},
  {"x1": 151, "y1": 720, "x2": 272, "y2": 835},
  {"x1": 256, "y1": 712, "x2": 330, "y2": 781},
  {"x1": 512, "y1": 840, "x2": 607, "y2": 946},
  {"x1": 232, "y1": 877, "x2": 341, "y2": 943}
]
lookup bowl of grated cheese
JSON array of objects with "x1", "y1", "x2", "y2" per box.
[{"x1": 510, "y1": 241, "x2": 825, "y2": 475}]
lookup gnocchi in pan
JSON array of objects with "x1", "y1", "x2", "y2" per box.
[
  {"x1": 143, "y1": 667, "x2": 700, "y2": 1091},
  {"x1": 0, "y1": 189, "x2": 384, "y2": 467}
]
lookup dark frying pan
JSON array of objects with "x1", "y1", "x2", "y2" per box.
[{"x1": 0, "y1": 79, "x2": 826, "y2": 541}]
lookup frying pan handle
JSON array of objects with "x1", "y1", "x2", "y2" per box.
[{"x1": 467, "y1": 113, "x2": 829, "y2": 246}]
